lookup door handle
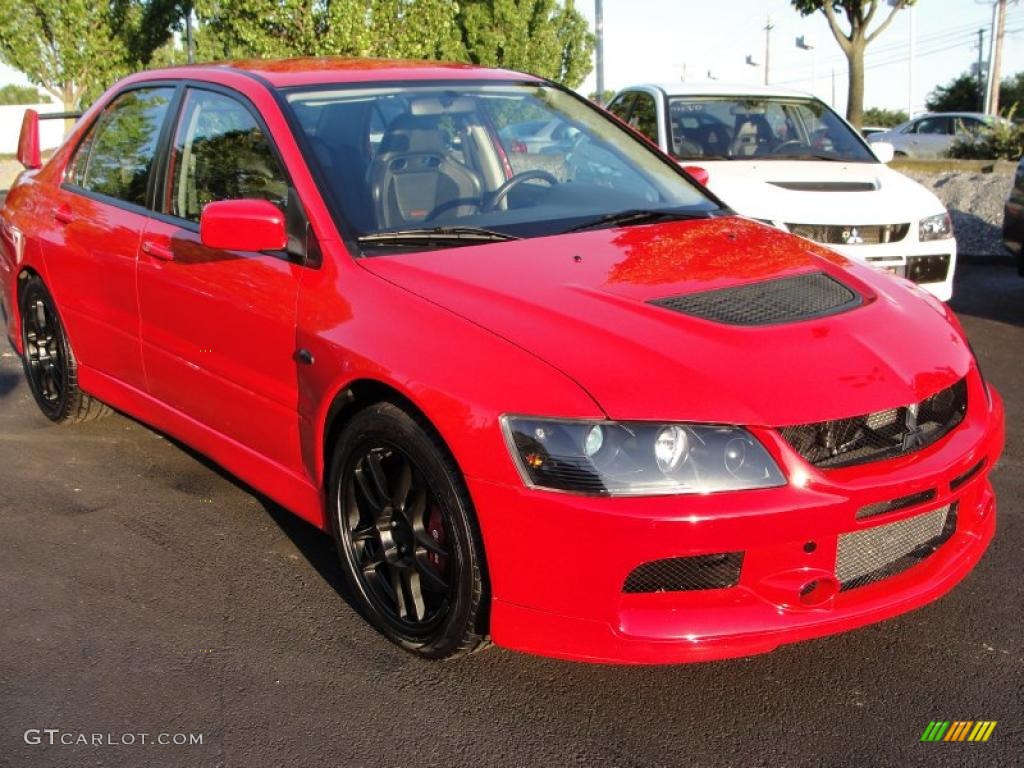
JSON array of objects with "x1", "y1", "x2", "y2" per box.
[
  {"x1": 141, "y1": 241, "x2": 175, "y2": 261},
  {"x1": 54, "y1": 206, "x2": 73, "y2": 225}
]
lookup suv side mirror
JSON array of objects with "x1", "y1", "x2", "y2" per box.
[
  {"x1": 871, "y1": 141, "x2": 895, "y2": 164},
  {"x1": 17, "y1": 109, "x2": 41, "y2": 170},
  {"x1": 200, "y1": 199, "x2": 287, "y2": 252}
]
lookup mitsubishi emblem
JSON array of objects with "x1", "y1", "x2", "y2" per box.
[{"x1": 841, "y1": 227, "x2": 864, "y2": 245}]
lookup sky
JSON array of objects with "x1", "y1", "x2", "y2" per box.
[
  {"x1": 577, "y1": 0, "x2": 1024, "y2": 115},
  {"x1": 2, "y1": 0, "x2": 1022, "y2": 115}
]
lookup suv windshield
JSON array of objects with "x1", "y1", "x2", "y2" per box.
[
  {"x1": 667, "y1": 96, "x2": 875, "y2": 163},
  {"x1": 284, "y1": 82, "x2": 720, "y2": 251}
]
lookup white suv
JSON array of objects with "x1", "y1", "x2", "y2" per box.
[{"x1": 609, "y1": 83, "x2": 957, "y2": 300}]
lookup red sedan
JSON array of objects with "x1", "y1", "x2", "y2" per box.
[{"x1": 0, "y1": 59, "x2": 1004, "y2": 663}]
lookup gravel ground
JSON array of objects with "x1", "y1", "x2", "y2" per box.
[{"x1": 902, "y1": 169, "x2": 1014, "y2": 257}]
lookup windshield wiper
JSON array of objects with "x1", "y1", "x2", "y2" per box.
[
  {"x1": 357, "y1": 226, "x2": 521, "y2": 247},
  {"x1": 565, "y1": 208, "x2": 712, "y2": 233}
]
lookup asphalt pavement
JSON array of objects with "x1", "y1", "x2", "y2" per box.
[{"x1": 1, "y1": 261, "x2": 1021, "y2": 768}]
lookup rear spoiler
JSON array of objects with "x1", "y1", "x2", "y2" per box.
[{"x1": 17, "y1": 109, "x2": 82, "y2": 170}]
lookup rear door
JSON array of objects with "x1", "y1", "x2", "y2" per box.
[
  {"x1": 137, "y1": 85, "x2": 305, "y2": 472},
  {"x1": 43, "y1": 85, "x2": 176, "y2": 390}
]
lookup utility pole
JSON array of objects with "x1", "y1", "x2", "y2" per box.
[
  {"x1": 595, "y1": 0, "x2": 605, "y2": 104},
  {"x1": 976, "y1": 28, "x2": 986, "y2": 112},
  {"x1": 185, "y1": 2, "x2": 194, "y2": 65},
  {"x1": 907, "y1": 3, "x2": 915, "y2": 119},
  {"x1": 831, "y1": 68, "x2": 836, "y2": 108},
  {"x1": 987, "y1": 0, "x2": 1007, "y2": 115},
  {"x1": 764, "y1": 15, "x2": 774, "y2": 85}
]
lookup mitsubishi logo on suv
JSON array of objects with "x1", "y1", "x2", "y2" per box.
[
  {"x1": 902, "y1": 402, "x2": 926, "y2": 452},
  {"x1": 841, "y1": 227, "x2": 864, "y2": 245}
]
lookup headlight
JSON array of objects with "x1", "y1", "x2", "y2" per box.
[
  {"x1": 919, "y1": 212, "x2": 953, "y2": 241},
  {"x1": 501, "y1": 417, "x2": 786, "y2": 496}
]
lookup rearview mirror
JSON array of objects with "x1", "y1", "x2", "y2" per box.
[
  {"x1": 870, "y1": 141, "x2": 895, "y2": 164},
  {"x1": 17, "y1": 109, "x2": 41, "y2": 170},
  {"x1": 199, "y1": 200, "x2": 287, "y2": 252}
]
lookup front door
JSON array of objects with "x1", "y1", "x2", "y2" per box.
[{"x1": 137, "y1": 86, "x2": 304, "y2": 473}]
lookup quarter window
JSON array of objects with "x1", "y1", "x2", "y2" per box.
[
  {"x1": 629, "y1": 93, "x2": 659, "y2": 143},
  {"x1": 607, "y1": 93, "x2": 635, "y2": 122},
  {"x1": 167, "y1": 90, "x2": 288, "y2": 222},
  {"x1": 68, "y1": 87, "x2": 174, "y2": 206}
]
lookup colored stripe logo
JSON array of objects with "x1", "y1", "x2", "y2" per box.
[{"x1": 921, "y1": 721, "x2": 997, "y2": 742}]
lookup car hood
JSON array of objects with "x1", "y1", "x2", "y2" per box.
[
  {"x1": 361, "y1": 217, "x2": 971, "y2": 426},
  {"x1": 692, "y1": 160, "x2": 944, "y2": 225}
]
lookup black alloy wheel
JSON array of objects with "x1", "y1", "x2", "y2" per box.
[
  {"x1": 18, "y1": 276, "x2": 109, "y2": 424},
  {"x1": 330, "y1": 402, "x2": 488, "y2": 659}
]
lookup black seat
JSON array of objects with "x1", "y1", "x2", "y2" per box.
[{"x1": 368, "y1": 114, "x2": 482, "y2": 228}]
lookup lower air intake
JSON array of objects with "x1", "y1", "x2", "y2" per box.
[
  {"x1": 650, "y1": 271, "x2": 861, "y2": 326},
  {"x1": 836, "y1": 504, "x2": 957, "y2": 591},
  {"x1": 623, "y1": 552, "x2": 743, "y2": 593}
]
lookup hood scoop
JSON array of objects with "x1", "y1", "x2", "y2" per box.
[
  {"x1": 650, "y1": 271, "x2": 862, "y2": 326},
  {"x1": 768, "y1": 180, "x2": 878, "y2": 192}
]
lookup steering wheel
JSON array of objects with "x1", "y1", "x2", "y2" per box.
[
  {"x1": 770, "y1": 140, "x2": 806, "y2": 155},
  {"x1": 423, "y1": 196, "x2": 484, "y2": 223},
  {"x1": 483, "y1": 170, "x2": 559, "y2": 212}
]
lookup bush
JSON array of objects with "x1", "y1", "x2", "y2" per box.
[{"x1": 949, "y1": 107, "x2": 1023, "y2": 160}]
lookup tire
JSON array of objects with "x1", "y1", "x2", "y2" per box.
[
  {"x1": 18, "y1": 275, "x2": 110, "y2": 424},
  {"x1": 328, "y1": 401, "x2": 489, "y2": 659}
]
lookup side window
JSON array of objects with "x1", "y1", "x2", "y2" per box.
[
  {"x1": 915, "y1": 117, "x2": 951, "y2": 135},
  {"x1": 629, "y1": 93, "x2": 659, "y2": 143},
  {"x1": 68, "y1": 87, "x2": 174, "y2": 206},
  {"x1": 607, "y1": 93, "x2": 635, "y2": 122},
  {"x1": 167, "y1": 89, "x2": 288, "y2": 223}
]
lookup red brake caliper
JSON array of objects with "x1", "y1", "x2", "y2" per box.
[{"x1": 426, "y1": 505, "x2": 448, "y2": 573}]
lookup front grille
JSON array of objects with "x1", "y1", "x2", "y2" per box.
[
  {"x1": 780, "y1": 378, "x2": 967, "y2": 469},
  {"x1": 623, "y1": 552, "x2": 743, "y2": 593},
  {"x1": 650, "y1": 271, "x2": 861, "y2": 326},
  {"x1": 837, "y1": 504, "x2": 957, "y2": 591},
  {"x1": 786, "y1": 222, "x2": 910, "y2": 245}
]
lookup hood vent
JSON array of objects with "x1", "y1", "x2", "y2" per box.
[
  {"x1": 769, "y1": 181, "x2": 878, "y2": 192},
  {"x1": 650, "y1": 271, "x2": 861, "y2": 326}
]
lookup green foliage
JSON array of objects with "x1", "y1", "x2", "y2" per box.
[
  {"x1": 459, "y1": 0, "x2": 593, "y2": 87},
  {"x1": 948, "y1": 107, "x2": 1024, "y2": 160},
  {"x1": 0, "y1": 83, "x2": 49, "y2": 105},
  {"x1": 862, "y1": 107, "x2": 907, "y2": 127},
  {"x1": 927, "y1": 70, "x2": 1024, "y2": 114}
]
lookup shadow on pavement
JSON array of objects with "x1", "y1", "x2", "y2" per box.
[{"x1": 950, "y1": 261, "x2": 1024, "y2": 328}]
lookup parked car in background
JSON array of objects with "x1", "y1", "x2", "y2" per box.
[
  {"x1": 2, "y1": 60, "x2": 1003, "y2": 665},
  {"x1": 860, "y1": 126, "x2": 888, "y2": 139},
  {"x1": 608, "y1": 83, "x2": 958, "y2": 300},
  {"x1": 498, "y1": 118, "x2": 580, "y2": 154},
  {"x1": 1003, "y1": 154, "x2": 1024, "y2": 275},
  {"x1": 867, "y1": 112, "x2": 1006, "y2": 159}
]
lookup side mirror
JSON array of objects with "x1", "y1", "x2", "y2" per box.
[
  {"x1": 199, "y1": 199, "x2": 287, "y2": 252},
  {"x1": 871, "y1": 141, "x2": 895, "y2": 164},
  {"x1": 681, "y1": 165, "x2": 710, "y2": 186},
  {"x1": 17, "y1": 109, "x2": 41, "y2": 170}
]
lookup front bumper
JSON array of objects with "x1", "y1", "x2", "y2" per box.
[{"x1": 472, "y1": 378, "x2": 1003, "y2": 664}]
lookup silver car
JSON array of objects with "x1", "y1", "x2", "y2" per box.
[{"x1": 868, "y1": 112, "x2": 1004, "y2": 159}]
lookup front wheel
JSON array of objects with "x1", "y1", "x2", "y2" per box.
[
  {"x1": 328, "y1": 402, "x2": 489, "y2": 659},
  {"x1": 18, "y1": 276, "x2": 110, "y2": 424}
]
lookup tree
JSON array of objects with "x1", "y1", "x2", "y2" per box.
[
  {"x1": 791, "y1": 0, "x2": 914, "y2": 129},
  {"x1": 863, "y1": 107, "x2": 907, "y2": 127},
  {"x1": 926, "y1": 70, "x2": 1024, "y2": 114},
  {"x1": 0, "y1": 83, "x2": 49, "y2": 105},
  {"x1": 458, "y1": 0, "x2": 594, "y2": 87},
  {"x1": 0, "y1": 0, "x2": 137, "y2": 110}
]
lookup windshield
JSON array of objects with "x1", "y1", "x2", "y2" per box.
[
  {"x1": 666, "y1": 96, "x2": 875, "y2": 163},
  {"x1": 284, "y1": 82, "x2": 720, "y2": 252}
]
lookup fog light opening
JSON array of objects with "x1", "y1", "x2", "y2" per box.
[{"x1": 799, "y1": 577, "x2": 838, "y2": 607}]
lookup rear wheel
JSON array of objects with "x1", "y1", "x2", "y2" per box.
[
  {"x1": 19, "y1": 276, "x2": 110, "y2": 424},
  {"x1": 328, "y1": 402, "x2": 488, "y2": 659}
]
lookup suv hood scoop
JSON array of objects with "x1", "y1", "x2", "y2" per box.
[{"x1": 767, "y1": 180, "x2": 878, "y2": 192}]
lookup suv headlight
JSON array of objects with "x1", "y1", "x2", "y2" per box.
[
  {"x1": 919, "y1": 212, "x2": 953, "y2": 241},
  {"x1": 501, "y1": 416, "x2": 786, "y2": 496}
]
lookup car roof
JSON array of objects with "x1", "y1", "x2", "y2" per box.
[
  {"x1": 139, "y1": 56, "x2": 540, "y2": 89},
  {"x1": 619, "y1": 82, "x2": 818, "y2": 100}
]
